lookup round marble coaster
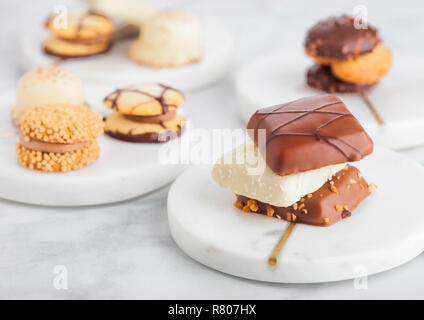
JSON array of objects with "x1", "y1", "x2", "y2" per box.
[
  {"x1": 0, "y1": 89, "x2": 187, "y2": 206},
  {"x1": 20, "y1": 20, "x2": 233, "y2": 92},
  {"x1": 168, "y1": 147, "x2": 424, "y2": 283},
  {"x1": 236, "y1": 49, "x2": 424, "y2": 150}
]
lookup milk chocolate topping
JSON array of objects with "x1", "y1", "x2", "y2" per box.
[
  {"x1": 305, "y1": 15, "x2": 380, "y2": 60},
  {"x1": 123, "y1": 110, "x2": 176, "y2": 123},
  {"x1": 246, "y1": 95, "x2": 374, "y2": 176},
  {"x1": 236, "y1": 165, "x2": 371, "y2": 227},
  {"x1": 19, "y1": 132, "x2": 87, "y2": 154}
]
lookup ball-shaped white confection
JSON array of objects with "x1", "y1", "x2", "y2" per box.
[
  {"x1": 129, "y1": 9, "x2": 203, "y2": 68},
  {"x1": 13, "y1": 65, "x2": 85, "y2": 125}
]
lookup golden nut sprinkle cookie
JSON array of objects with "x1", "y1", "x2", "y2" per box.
[
  {"x1": 17, "y1": 105, "x2": 104, "y2": 172},
  {"x1": 17, "y1": 140, "x2": 100, "y2": 173},
  {"x1": 43, "y1": 10, "x2": 113, "y2": 58},
  {"x1": 304, "y1": 15, "x2": 380, "y2": 62}
]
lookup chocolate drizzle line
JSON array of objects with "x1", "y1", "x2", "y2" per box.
[
  {"x1": 45, "y1": 10, "x2": 109, "y2": 42},
  {"x1": 104, "y1": 84, "x2": 177, "y2": 115},
  {"x1": 73, "y1": 10, "x2": 107, "y2": 41},
  {"x1": 255, "y1": 99, "x2": 363, "y2": 161}
]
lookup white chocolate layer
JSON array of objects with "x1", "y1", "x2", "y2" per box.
[
  {"x1": 212, "y1": 143, "x2": 346, "y2": 207},
  {"x1": 13, "y1": 66, "x2": 85, "y2": 125}
]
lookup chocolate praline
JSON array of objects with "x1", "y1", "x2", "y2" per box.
[
  {"x1": 305, "y1": 15, "x2": 380, "y2": 60},
  {"x1": 235, "y1": 165, "x2": 371, "y2": 227}
]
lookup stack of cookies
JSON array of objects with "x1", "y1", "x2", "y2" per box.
[
  {"x1": 213, "y1": 95, "x2": 376, "y2": 227},
  {"x1": 103, "y1": 84, "x2": 185, "y2": 143},
  {"x1": 305, "y1": 16, "x2": 392, "y2": 93},
  {"x1": 43, "y1": 10, "x2": 114, "y2": 58},
  {"x1": 17, "y1": 105, "x2": 104, "y2": 172}
]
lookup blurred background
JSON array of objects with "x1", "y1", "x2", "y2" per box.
[
  {"x1": 3, "y1": 0, "x2": 422, "y2": 161},
  {"x1": 1, "y1": 0, "x2": 422, "y2": 89}
]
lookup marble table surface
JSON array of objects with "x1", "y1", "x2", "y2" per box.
[{"x1": 1, "y1": 0, "x2": 424, "y2": 299}]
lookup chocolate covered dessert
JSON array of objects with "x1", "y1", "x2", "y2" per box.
[
  {"x1": 304, "y1": 16, "x2": 391, "y2": 93},
  {"x1": 213, "y1": 94, "x2": 376, "y2": 226},
  {"x1": 43, "y1": 10, "x2": 114, "y2": 58},
  {"x1": 103, "y1": 83, "x2": 185, "y2": 143},
  {"x1": 17, "y1": 105, "x2": 104, "y2": 172}
]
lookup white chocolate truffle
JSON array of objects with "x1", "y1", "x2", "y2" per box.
[
  {"x1": 129, "y1": 9, "x2": 203, "y2": 68},
  {"x1": 83, "y1": 0, "x2": 156, "y2": 26},
  {"x1": 212, "y1": 143, "x2": 346, "y2": 207},
  {"x1": 12, "y1": 66, "x2": 85, "y2": 126}
]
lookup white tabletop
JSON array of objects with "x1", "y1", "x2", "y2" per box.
[{"x1": 1, "y1": 0, "x2": 424, "y2": 299}]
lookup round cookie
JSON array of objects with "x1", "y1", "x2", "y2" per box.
[
  {"x1": 331, "y1": 44, "x2": 392, "y2": 85},
  {"x1": 104, "y1": 83, "x2": 184, "y2": 117},
  {"x1": 17, "y1": 105, "x2": 104, "y2": 172},
  {"x1": 13, "y1": 65, "x2": 85, "y2": 126},
  {"x1": 17, "y1": 140, "x2": 100, "y2": 172},
  {"x1": 307, "y1": 64, "x2": 374, "y2": 93},
  {"x1": 43, "y1": 36, "x2": 111, "y2": 58},
  {"x1": 129, "y1": 9, "x2": 203, "y2": 68},
  {"x1": 45, "y1": 10, "x2": 114, "y2": 44},
  {"x1": 305, "y1": 15, "x2": 380, "y2": 62},
  {"x1": 104, "y1": 111, "x2": 185, "y2": 143}
]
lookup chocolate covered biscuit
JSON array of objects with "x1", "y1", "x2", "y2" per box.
[
  {"x1": 104, "y1": 84, "x2": 184, "y2": 117},
  {"x1": 307, "y1": 64, "x2": 374, "y2": 93},
  {"x1": 104, "y1": 111, "x2": 184, "y2": 143},
  {"x1": 247, "y1": 95, "x2": 373, "y2": 176},
  {"x1": 235, "y1": 165, "x2": 375, "y2": 226},
  {"x1": 103, "y1": 83, "x2": 186, "y2": 144},
  {"x1": 43, "y1": 10, "x2": 114, "y2": 58},
  {"x1": 17, "y1": 105, "x2": 104, "y2": 172},
  {"x1": 305, "y1": 16, "x2": 380, "y2": 61}
]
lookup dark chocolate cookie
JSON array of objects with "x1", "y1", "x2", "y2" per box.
[
  {"x1": 306, "y1": 64, "x2": 374, "y2": 93},
  {"x1": 305, "y1": 15, "x2": 380, "y2": 61}
]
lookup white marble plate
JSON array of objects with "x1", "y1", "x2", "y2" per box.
[
  {"x1": 168, "y1": 147, "x2": 424, "y2": 283},
  {"x1": 20, "y1": 20, "x2": 233, "y2": 92},
  {"x1": 0, "y1": 88, "x2": 188, "y2": 206},
  {"x1": 236, "y1": 49, "x2": 424, "y2": 150}
]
